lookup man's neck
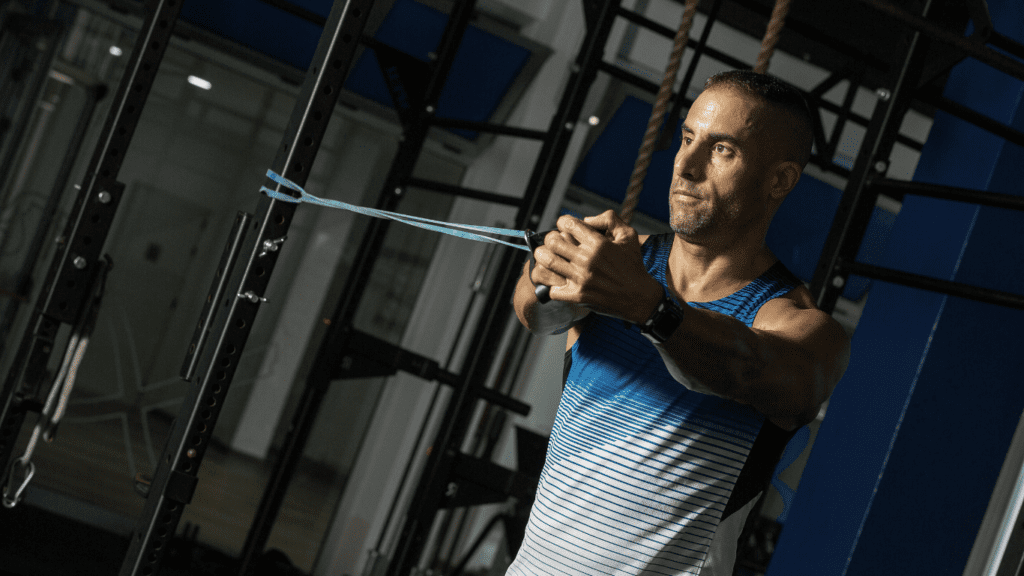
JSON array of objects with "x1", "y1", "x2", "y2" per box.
[{"x1": 667, "y1": 233, "x2": 777, "y2": 303}]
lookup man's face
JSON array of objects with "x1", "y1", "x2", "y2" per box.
[{"x1": 669, "y1": 87, "x2": 772, "y2": 239}]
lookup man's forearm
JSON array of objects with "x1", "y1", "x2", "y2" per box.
[
  {"x1": 655, "y1": 303, "x2": 834, "y2": 429},
  {"x1": 651, "y1": 340, "x2": 725, "y2": 397},
  {"x1": 661, "y1": 305, "x2": 787, "y2": 399}
]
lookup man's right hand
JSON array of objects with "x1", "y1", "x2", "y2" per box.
[{"x1": 513, "y1": 232, "x2": 590, "y2": 335}]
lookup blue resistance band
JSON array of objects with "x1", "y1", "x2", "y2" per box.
[{"x1": 261, "y1": 170, "x2": 530, "y2": 252}]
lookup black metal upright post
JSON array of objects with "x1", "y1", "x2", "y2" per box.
[
  {"x1": 811, "y1": 0, "x2": 1024, "y2": 314},
  {"x1": 119, "y1": 1, "x2": 375, "y2": 574},
  {"x1": 0, "y1": 0, "x2": 182, "y2": 501},
  {"x1": 385, "y1": 0, "x2": 624, "y2": 573},
  {"x1": 237, "y1": 1, "x2": 482, "y2": 570},
  {"x1": 0, "y1": 9, "x2": 63, "y2": 204},
  {"x1": 809, "y1": 0, "x2": 938, "y2": 314},
  {"x1": 0, "y1": 80, "x2": 102, "y2": 350}
]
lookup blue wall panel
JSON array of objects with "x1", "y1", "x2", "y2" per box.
[
  {"x1": 571, "y1": 96, "x2": 677, "y2": 223},
  {"x1": 343, "y1": 0, "x2": 531, "y2": 140},
  {"x1": 180, "y1": 0, "x2": 327, "y2": 69},
  {"x1": 767, "y1": 1, "x2": 1024, "y2": 573}
]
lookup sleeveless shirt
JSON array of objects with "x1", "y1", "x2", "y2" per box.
[{"x1": 507, "y1": 233, "x2": 804, "y2": 576}]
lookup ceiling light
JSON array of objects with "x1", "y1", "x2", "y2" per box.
[
  {"x1": 188, "y1": 75, "x2": 212, "y2": 90},
  {"x1": 48, "y1": 70, "x2": 75, "y2": 85},
  {"x1": 588, "y1": 115, "x2": 600, "y2": 126},
  {"x1": 109, "y1": 46, "x2": 123, "y2": 57}
]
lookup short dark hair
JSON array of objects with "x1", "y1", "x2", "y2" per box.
[{"x1": 704, "y1": 70, "x2": 814, "y2": 167}]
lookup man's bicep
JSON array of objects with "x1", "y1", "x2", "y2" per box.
[
  {"x1": 752, "y1": 299, "x2": 850, "y2": 427},
  {"x1": 757, "y1": 301, "x2": 849, "y2": 378},
  {"x1": 778, "y1": 304, "x2": 848, "y2": 380}
]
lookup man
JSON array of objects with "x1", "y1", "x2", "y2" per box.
[{"x1": 507, "y1": 70, "x2": 850, "y2": 576}]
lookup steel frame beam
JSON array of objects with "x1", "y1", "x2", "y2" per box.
[
  {"x1": 823, "y1": 175, "x2": 1024, "y2": 311},
  {"x1": 382, "y1": 0, "x2": 623, "y2": 573},
  {"x1": 837, "y1": 260, "x2": 1024, "y2": 310},
  {"x1": 810, "y1": 0, "x2": 938, "y2": 313},
  {"x1": 404, "y1": 178, "x2": 525, "y2": 207},
  {"x1": 724, "y1": 0, "x2": 890, "y2": 71},
  {"x1": 237, "y1": 1, "x2": 486, "y2": 571},
  {"x1": 333, "y1": 327, "x2": 530, "y2": 414},
  {"x1": 870, "y1": 178, "x2": 1024, "y2": 211},
  {"x1": 916, "y1": 86, "x2": 1024, "y2": 149},
  {"x1": 812, "y1": 0, "x2": 1024, "y2": 314},
  {"x1": 0, "y1": 0, "x2": 183, "y2": 509},
  {"x1": 858, "y1": 0, "x2": 1024, "y2": 81},
  {"x1": 607, "y1": 2, "x2": 926, "y2": 183},
  {"x1": 119, "y1": 0, "x2": 376, "y2": 574},
  {"x1": 0, "y1": 77, "x2": 102, "y2": 351}
]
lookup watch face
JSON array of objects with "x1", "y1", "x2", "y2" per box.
[{"x1": 644, "y1": 298, "x2": 683, "y2": 343}]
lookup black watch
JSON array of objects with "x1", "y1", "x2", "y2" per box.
[{"x1": 639, "y1": 295, "x2": 685, "y2": 344}]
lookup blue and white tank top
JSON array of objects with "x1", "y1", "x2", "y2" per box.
[{"x1": 507, "y1": 233, "x2": 803, "y2": 576}]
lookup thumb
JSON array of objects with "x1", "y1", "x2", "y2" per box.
[{"x1": 582, "y1": 210, "x2": 633, "y2": 243}]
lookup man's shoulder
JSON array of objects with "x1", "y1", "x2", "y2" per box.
[
  {"x1": 755, "y1": 283, "x2": 816, "y2": 320},
  {"x1": 753, "y1": 284, "x2": 847, "y2": 344}
]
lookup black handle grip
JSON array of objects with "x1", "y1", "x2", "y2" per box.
[{"x1": 535, "y1": 284, "x2": 551, "y2": 303}]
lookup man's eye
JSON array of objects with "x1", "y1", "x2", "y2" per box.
[{"x1": 715, "y1": 144, "x2": 732, "y2": 155}]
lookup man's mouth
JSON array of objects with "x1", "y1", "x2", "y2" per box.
[{"x1": 674, "y1": 186, "x2": 702, "y2": 199}]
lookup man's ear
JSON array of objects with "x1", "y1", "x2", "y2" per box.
[{"x1": 770, "y1": 160, "x2": 802, "y2": 201}]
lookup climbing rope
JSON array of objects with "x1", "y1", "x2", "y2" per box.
[
  {"x1": 619, "y1": 0, "x2": 700, "y2": 225},
  {"x1": 619, "y1": 0, "x2": 792, "y2": 223},
  {"x1": 754, "y1": 0, "x2": 793, "y2": 74}
]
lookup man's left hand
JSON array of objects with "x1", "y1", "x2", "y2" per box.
[{"x1": 533, "y1": 210, "x2": 663, "y2": 325}]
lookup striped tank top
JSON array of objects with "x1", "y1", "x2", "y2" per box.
[{"x1": 507, "y1": 233, "x2": 803, "y2": 576}]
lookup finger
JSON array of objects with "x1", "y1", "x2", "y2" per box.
[
  {"x1": 546, "y1": 283, "x2": 584, "y2": 305},
  {"x1": 541, "y1": 229, "x2": 587, "y2": 263},
  {"x1": 582, "y1": 210, "x2": 635, "y2": 243},
  {"x1": 530, "y1": 257, "x2": 568, "y2": 288},
  {"x1": 556, "y1": 215, "x2": 605, "y2": 247},
  {"x1": 541, "y1": 229, "x2": 577, "y2": 250},
  {"x1": 580, "y1": 210, "x2": 618, "y2": 232}
]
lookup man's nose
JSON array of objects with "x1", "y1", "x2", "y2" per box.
[{"x1": 676, "y1": 145, "x2": 704, "y2": 181}]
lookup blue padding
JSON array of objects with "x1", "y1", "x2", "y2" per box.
[
  {"x1": 574, "y1": 95, "x2": 899, "y2": 300},
  {"x1": 767, "y1": 177, "x2": 897, "y2": 300},
  {"x1": 180, "y1": 0, "x2": 327, "y2": 69},
  {"x1": 850, "y1": 211, "x2": 1024, "y2": 576},
  {"x1": 767, "y1": 1, "x2": 1024, "y2": 574},
  {"x1": 571, "y1": 96, "x2": 675, "y2": 223},
  {"x1": 344, "y1": 0, "x2": 531, "y2": 140}
]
